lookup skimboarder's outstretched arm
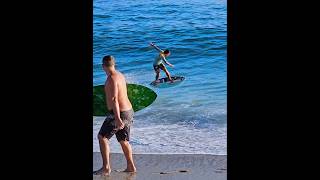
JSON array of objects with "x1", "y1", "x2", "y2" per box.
[
  {"x1": 150, "y1": 42, "x2": 163, "y2": 53},
  {"x1": 150, "y1": 42, "x2": 174, "y2": 67},
  {"x1": 161, "y1": 56, "x2": 174, "y2": 67}
]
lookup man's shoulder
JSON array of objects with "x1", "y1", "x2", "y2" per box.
[
  {"x1": 157, "y1": 53, "x2": 164, "y2": 59},
  {"x1": 109, "y1": 72, "x2": 124, "y2": 81}
]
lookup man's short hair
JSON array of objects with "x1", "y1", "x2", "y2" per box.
[
  {"x1": 102, "y1": 55, "x2": 115, "y2": 67},
  {"x1": 163, "y1": 49, "x2": 170, "y2": 54}
]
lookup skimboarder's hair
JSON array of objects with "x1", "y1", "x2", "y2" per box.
[
  {"x1": 102, "y1": 55, "x2": 115, "y2": 67},
  {"x1": 163, "y1": 49, "x2": 170, "y2": 54}
]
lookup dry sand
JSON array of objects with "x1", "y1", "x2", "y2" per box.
[{"x1": 93, "y1": 152, "x2": 227, "y2": 180}]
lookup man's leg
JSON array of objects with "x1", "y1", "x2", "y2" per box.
[
  {"x1": 94, "y1": 115, "x2": 117, "y2": 176},
  {"x1": 119, "y1": 140, "x2": 136, "y2": 172},
  {"x1": 94, "y1": 135, "x2": 111, "y2": 175},
  {"x1": 155, "y1": 70, "x2": 160, "y2": 81},
  {"x1": 154, "y1": 66, "x2": 160, "y2": 81},
  {"x1": 162, "y1": 66, "x2": 173, "y2": 82}
]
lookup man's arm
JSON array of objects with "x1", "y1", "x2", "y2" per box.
[
  {"x1": 105, "y1": 77, "x2": 124, "y2": 129},
  {"x1": 150, "y1": 42, "x2": 163, "y2": 53},
  {"x1": 161, "y1": 55, "x2": 174, "y2": 67}
]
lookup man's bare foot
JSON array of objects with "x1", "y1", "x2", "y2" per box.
[
  {"x1": 123, "y1": 166, "x2": 137, "y2": 173},
  {"x1": 93, "y1": 167, "x2": 111, "y2": 176}
]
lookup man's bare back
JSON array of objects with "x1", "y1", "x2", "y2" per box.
[{"x1": 105, "y1": 71, "x2": 132, "y2": 112}]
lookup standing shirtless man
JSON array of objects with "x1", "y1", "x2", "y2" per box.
[{"x1": 94, "y1": 55, "x2": 136, "y2": 176}]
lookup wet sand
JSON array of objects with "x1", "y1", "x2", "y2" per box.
[{"x1": 93, "y1": 152, "x2": 227, "y2": 180}]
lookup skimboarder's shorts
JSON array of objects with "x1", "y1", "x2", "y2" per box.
[{"x1": 153, "y1": 63, "x2": 165, "y2": 72}]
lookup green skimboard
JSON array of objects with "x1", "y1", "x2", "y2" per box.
[{"x1": 93, "y1": 84, "x2": 157, "y2": 116}]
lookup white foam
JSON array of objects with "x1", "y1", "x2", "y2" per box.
[{"x1": 93, "y1": 117, "x2": 226, "y2": 155}]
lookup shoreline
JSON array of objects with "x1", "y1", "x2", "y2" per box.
[
  {"x1": 93, "y1": 152, "x2": 227, "y2": 180},
  {"x1": 93, "y1": 151, "x2": 227, "y2": 155}
]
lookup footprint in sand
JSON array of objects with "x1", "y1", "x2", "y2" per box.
[
  {"x1": 215, "y1": 168, "x2": 227, "y2": 173},
  {"x1": 155, "y1": 170, "x2": 189, "y2": 174}
]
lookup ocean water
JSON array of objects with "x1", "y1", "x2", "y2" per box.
[{"x1": 93, "y1": 0, "x2": 227, "y2": 155}]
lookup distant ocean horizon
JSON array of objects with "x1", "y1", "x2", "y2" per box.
[{"x1": 93, "y1": 0, "x2": 227, "y2": 155}]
